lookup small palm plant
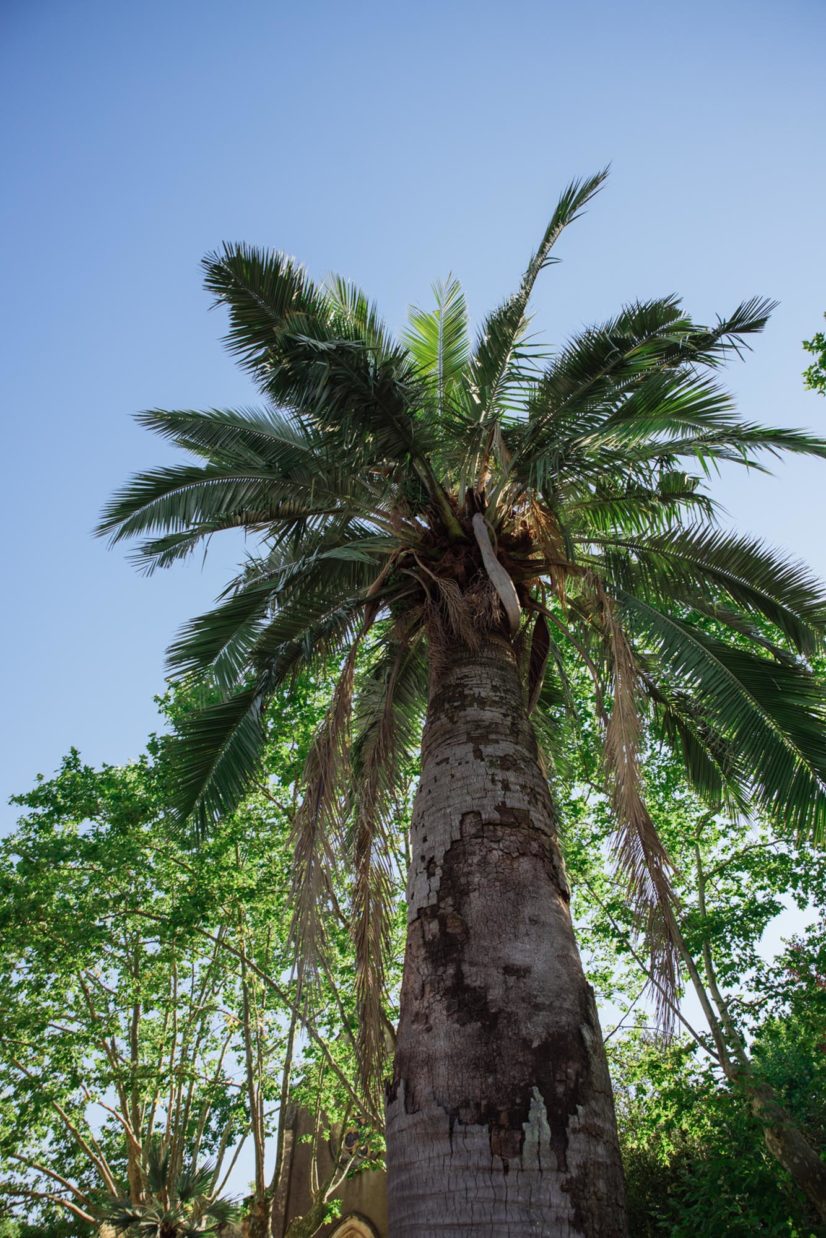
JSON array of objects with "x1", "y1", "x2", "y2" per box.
[
  {"x1": 100, "y1": 1141, "x2": 239, "y2": 1237},
  {"x1": 100, "y1": 170, "x2": 826, "y2": 1233}
]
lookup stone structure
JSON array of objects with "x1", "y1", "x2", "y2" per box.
[{"x1": 271, "y1": 1107, "x2": 387, "y2": 1237}]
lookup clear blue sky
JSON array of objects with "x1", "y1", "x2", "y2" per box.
[
  {"x1": 2, "y1": 0, "x2": 825, "y2": 824},
  {"x1": 2, "y1": 0, "x2": 825, "y2": 1205}
]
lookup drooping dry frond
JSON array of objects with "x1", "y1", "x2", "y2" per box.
[
  {"x1": 290, "y1": 651, "x2": 357, "y2": 976},
  {"x1": 352, "y1": 807, "x2": 394, "y2": 1108},
  {"x1": 600, "y1": 591, "x2": 680, "y2": 1027},
  {"x1": 350, "y1": 630, "x2": 426, "y2": 1101},
  {"x1": 432, "y1": 575, "x2": 480, "y2": 649},
  {"x1": 527, "y1": 612, "x2": 551, "y2": 715}
]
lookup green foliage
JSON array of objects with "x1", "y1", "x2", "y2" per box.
[
  {"x1": 0, "y1": 672, "x2": 408, "y2": 1231},
  {"x1": 803, "y1": 315, "x2": 826, "y2": 396},
  {"x1": 99, "y1": 1137, "x2": 240, "y2": 1235},
  {"x1": 614, "y1": 1014, "x2": 825, "y2": 1237},
  {"x1": 554, "y1": 672, "x2": 826, "y2": 1234}
]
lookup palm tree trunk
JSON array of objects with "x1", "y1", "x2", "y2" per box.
[{"x1": 386, "y1": 637, "x2": 627, "y2": 1235}]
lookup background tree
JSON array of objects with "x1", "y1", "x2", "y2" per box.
[
  {"x1": 0, "y1": 679, "x2": 403, "y2": 1237},
  {"x1": 803, "y1": 314, "x2": 826, "y2": 396},
  {"x1": 558, "y1": 681, "x2": 826, "y2": 1233},
  {"x1": 97, "y1": 170, "x2": 826, "y2": 1234}
]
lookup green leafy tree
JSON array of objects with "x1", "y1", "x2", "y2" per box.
[
  {"x1": 559, "y1": 691, "x2": 826, "y2": 1230},
  {"x1": 803, "y1": 314, "x2": 826, "y2": 395},
  {"x1": 607, "y1": 916, "x2": 825, "y2": 1236},
  {"x1": 99, "y1": 170, "x2": 826, "y2": 1234},
  {"x1": 613, "y1": 1026, "x2": 823, "y2": 1238},
  {"x1": 0, "y1": 681, "x2": 402, "y2": 1237}
]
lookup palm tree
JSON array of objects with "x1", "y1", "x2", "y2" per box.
[
  {"x1": 99, "y1": 1141, "x2": 239, "y2": 1236},
  {"x1": 99, "y1": 171, "x2": 826, "y2": 1234}
]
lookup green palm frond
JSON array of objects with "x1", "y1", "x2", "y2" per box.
[
  {"x1": 201, "y1": 1195, "x2": 241, "y2": 1228},
  {"x1": 569, "y1": 472, "x2": 717, "y2": 537},
  {"x1": 135, "y1": 404, "x2": 318, "y2": 465},
  {"x1": 405, "y1": 277, "x2": 470, "y2": 396},
  {"x1": 464, "y1": 170, "x2": 608, "y2": 480},
  {"x1": 629, "y1": 422, "x2": 826, "y2": 469},
  {"x1": 99, "y1": 1145, "x2": 238, "y2": 1236},
  {"x1": 325, "y1": 272, "x2": 397, "y2": 357},
  {"x1": 202, "y1": 243, "x2": 328, "y2": 378},
  {"x1": 145, "y1": 1138, "x2": 171, "y2": 1195},
  {"x1": 405, "y1": 277, "x2": 471, "y2": 468},
  {"x1": 96, "y1": 461, "x2": 348, "y2": 547},
  {"x1": 125, "y1": 525, "x2": 225, "y2": 575},
  {"x1": 175, "y1": 1159, "x2": 216, "y2": 1205},
  {"x1": 167, "y1": 526, "x2": 387, "y2": 685},
  {"x1": 651, "y1": 686, "x2": 735, "y2": 809},
  {"x1": 203, "y1": 246, "x2": 447, "y2": 509},
  {"x1": 622, "y1": 594, "x2": 826, "y2": 842},
  {"x1": 170, "y1": 679, "x2": 270, "y2": 834},
  {"x1": 592, "y1": 527, "x2": 826, "y2": 656},
  {"x1": 512, "y1": 294, "x2": 777, "y2": 477}
]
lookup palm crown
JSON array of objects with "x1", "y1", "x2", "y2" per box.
[
  {"x1": 100, "y1": 170, "x2": 826, "y2": 1082},
  {"x1": 99, "y1": 1139, "x2": 239, "y2": 1235}
]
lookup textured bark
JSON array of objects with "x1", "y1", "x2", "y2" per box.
[
  {"x1": 271, "y1": 1110, "x2": 296, "y2": 1238},
  {"x1": 386, "y1": 638, "x2": 627, "y2": 1235},
  {"x1": 746, "y1": 1078, "x2": 826, "y2": 1220}
]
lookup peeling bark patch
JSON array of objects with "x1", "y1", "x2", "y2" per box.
[{"x1": 400, "y1": 816, "x2": 595, "y2": 1180}]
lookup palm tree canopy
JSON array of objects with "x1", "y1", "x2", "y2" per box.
[
  {"x1": 99, "y1": 1139, "x2": 239, "y2": 1235},
  {"x1": 100, "y1": 170, "x2": 826, "y2": 1077}
]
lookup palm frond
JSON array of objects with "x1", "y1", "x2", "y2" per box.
[
  {"x1": 595, "y1": 527, "x2": 826, "y2": 656},
  {"x1": 96, "y1": 461, "x2": 352, "y2": 548},
  {"x1": 464, "y1": 170, "x2": 608, "y2": 482},
  {"x1": 202, "y1": 246, "x2": 449, "y2": 508},
  {"x1": 621, "y1": 593, "x2": 826, "y2": 842},
  {"x1": 643, "y1": 675, "x2": 741, "y2": 811},
  {"x1": 404, "y1": 277, "x2": 470, "y2": 409},
  {"x1": 616, "y1": 421, "x2": 826, "y2": 473},
  {"x1": 569, "y1": 472, "x2": 717, "y2": 537},
  {"x1": 145, "y1": 1137, "x2": 172, "y2": 1194},
  {"x1": 349, "y1": 631, "x2": 427, "y2": 1100},
  {"x1": 519, "y1": 294, "x2": 776, "y2": 460},
  {"x1": 203, "y1": 1195, "x2": 241, "y2": 1226},
  {"x1": 169, "y1": 679, "x2": 270, "y2": 834},
  {"x1": 176, "y1": 1159, "x2": 215, "y2": 1204},
  {"x1": 135, "y1": 404, "x2": 318, "y2": 464},
  {"x1": 325, "y1": 273, "x2": 397, "y2": 357},
  {"x1": 166, "y1": 527, "x2": 388, "y2": 686},
  {"x1": 202, "y1": 243, "x2": 328, "y2": 380},
  {"x1": 600, "y1": 595, "x2": 680, "y2": 1024}
]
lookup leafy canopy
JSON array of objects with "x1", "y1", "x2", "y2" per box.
[{"x1": 99, "y1": 170, "x2": 826, "y2": 1085}]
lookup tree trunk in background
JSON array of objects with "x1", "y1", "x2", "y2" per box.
[
  {"x1": 386, "y1": 639, "x2": 627, "y2": 1236},
  {"x1": 689, "y1": 845, "x2": 826, "y2": 1221},
  {"x1": 746, "y1": 1076, "x2": 826, "y2": 1220},
  {"x1": 270, "y1": 1105, "x2": 297, "y2": 1238}
]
